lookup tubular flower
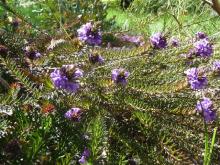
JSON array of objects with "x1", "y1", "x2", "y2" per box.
[
  {"x1": 24, "y1": 46, "x2": 41, "y2": 60},
  {"x1": 184, "y1": 68, "x2": 207, "y2": 90},
  {"x1": 77, "y1": 22, "x2": 102, "y2": 45},
  {"x1": 196, "y1": 97, "x2": 216, "y2": 122},
  {"x1": 50, "y1": 65, "x2": 83, "y2": 93},
  {"x1": 64, "y1": 108, "x2": 82, "y2": 121},
  {"x1": 196, "y1": 32, "x2": 207, "y2": 40},
  {"x1": 79, "y1": 148, "x2": 90, "y2": 164},
  {"x1": 150, "y1": 32, "x2": 167, "y2": 49},
  {"x1": 111, "y1": 68, "x2": 130, "y2": 86},
  {"x1": 193, "y1": 39, "x2": 213, "y2": 58}
]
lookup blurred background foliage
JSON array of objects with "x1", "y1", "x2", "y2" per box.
[
  {"x1": 105, "y1": 0, "x2": 220, "y2": 36},
  {"x1": 0, "y1": 0, "x2": 107, "y2": 34}
]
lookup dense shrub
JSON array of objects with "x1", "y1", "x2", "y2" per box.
[{"x1": 0, "y1": 0, "x2": 219, "y2": 164}]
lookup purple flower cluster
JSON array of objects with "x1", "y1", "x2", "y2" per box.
[
  {"x1": 79, "y1": 148, "x2": 90, "y2": 164},
  {"x1": 193, "y1": 39, "x2": 213, "y2": 58},
  {"x1": 89, "y1": 53, "x2": 104, "y2": 64},
  {"x1": 121, "y1": 35, "x2": 145, "y2": 46},
  {"x1": 182, "y1": 32, "x2": 218, "y2": 122},
  {"x1": 111, "y1": 68, "x2": 130, "y2": 86},
  {"x1": 150, "y1": 32, "x2": 167, "y2": 49},
  {"x1": 196, "y1": 98, "x2": 216, "y2": 122},
  {"x1": 185, "y1": 68, "x2": 207, "y2": 90},
  {"x1": 64, "y1": 108, "x2": 82, "y2": 121},
  {"x1": 50, "y1": 65, "x2": 83, "y2": 93},
  {"x1": 181, "y1": 32, "x2": 213, "y2": 61},
  {"x1": 77, "y1": 22, "x2": 102, "y2": 45},
  {"x1": 24, "y1": 46, "x2": 41, "y2": 60}
]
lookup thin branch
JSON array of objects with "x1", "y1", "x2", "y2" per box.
[
  {"x1": 203, "y1": 0, "x2": 220, "y2": 15},
  {"x1": 212, "y1": 0, "x2": 220, "y2": 15},
  {"x1": 203, "y1": 0, "x2": 213, "y2": 5}
]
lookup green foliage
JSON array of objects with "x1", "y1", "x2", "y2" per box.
[
  {"x1": 0, "y1": 0, "x2": 219, "y2": 164},
  {"x1": 128, "y1": 0, "x2": 206, "y2": 14}
]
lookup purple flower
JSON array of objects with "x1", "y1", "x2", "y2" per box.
[
  {"x1": 196, "y1": 32, "x2": 207, "y2": 40},
  {"x1": 193, "y1": 39, "x2": 213, "y2": 58},
  {"x1": 196, "y1": 98, "x2": 216, "y2": 122},
  {"x1": 196, "y1": 98, "x2": 213, "y2": 113},
  {"x1": 64, "y1": 108, "x2": 82, "y2": 121},
  {"x1": 79, "y1": 156, "x2": 87, "y2": 164},
  {"x1": 121, "y1": 35, "x2": 145, "y2": 46},
  {"x1": 150, "y1": 32, "x2": 167, "y2": 49},
  {"x1": 79, "y1": 148, "x2": 90, "y2": 164},
  {"x1": 170, "y1": 37, "x2": 179, "y2": 47},
  {"x1": 11, "y1": 20, "x2": 19, "y2": 28},
  {"x1": 89, "y1": 53, "x2": 104, "y2": 64},
  {"x1": 24, "y1": 46, "x2": 41, "y2": 60},
  {"x1": 213, "y1": 60, "x2": 220, "y2": 73},
  {"x1": 184, "y1": 68, "x2": 208, "y2": 90},
  {"x1": 50, "y1": 65, "x2": 83, "y2": 93},
  {"x1": 77, "y1": 22, "x2": 102, "y2": 45},
  {"x1": 111, "y1": 68, "x2": 130, "y2": 86},
  {"x1": 82, "y1": 148, "x2": 90, "y2": 158},
  {"x1": 203, "y1": 109, "x2": 216, "y2": 122}
]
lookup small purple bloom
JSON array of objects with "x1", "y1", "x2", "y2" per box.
[
  {"x1": 50, "y1": 65, "x2": 83, "y2": 93},
  {"x1": 193, "y1": 39, "x2": 213, "y2": 58},
  {"x1": 79, "y1": 156, "x2": 87, "y2": 164},
  {"x1": 196, "y1": 97, "x2": 213, "y2": 113},
  {"x1": 111, "y1": 68, "x2": 130, "y2": 86},
  {"x1": 79, "y1": 148, "x2": 90, "y2": 164},
  {"x1": 213, "y1": 60, "x2": 220, "y2": 74},
  {"x1": 150, "y1": 32, "x2": 167, "y2": 49},
  {"x1": 35, "y1": 52, "x2": 41, "y2": 58},
  {"x1": 82, "y1": 148, "x2": 90, "y2": 158},
  {"x1": 196, "y1": 98, "x2": 216, "y2": 122},
  {"x1": 184, "y1": 68, "x2": 208, "y2": 90},
  {"x1": 77, "y1": 22, "x2": 102, "y2": 45},
  {"x1": 203, "y1": 109, "x2": 216, "y2": 122},
  {"x1": 196, "y1": 32, "x2": 207, "y2": 40},
  {"x1": 89, "y1": 53, "x2": 104, "y2": 64},
  {"x1": 11, "y1": 20, "x2": 19, "y2": 28},
  {"x1": 24, "y1": 46, "x2": 41, "y2": 60},
  {"x1": 64, "y1": 108, "x2": 82, "y2": 121},
  {"x1": 121, "y1": 35, "x2": 145, "y2": 46},
  {"x1": 170, "y1": 37, "x2": 179, "y2": 47}
]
